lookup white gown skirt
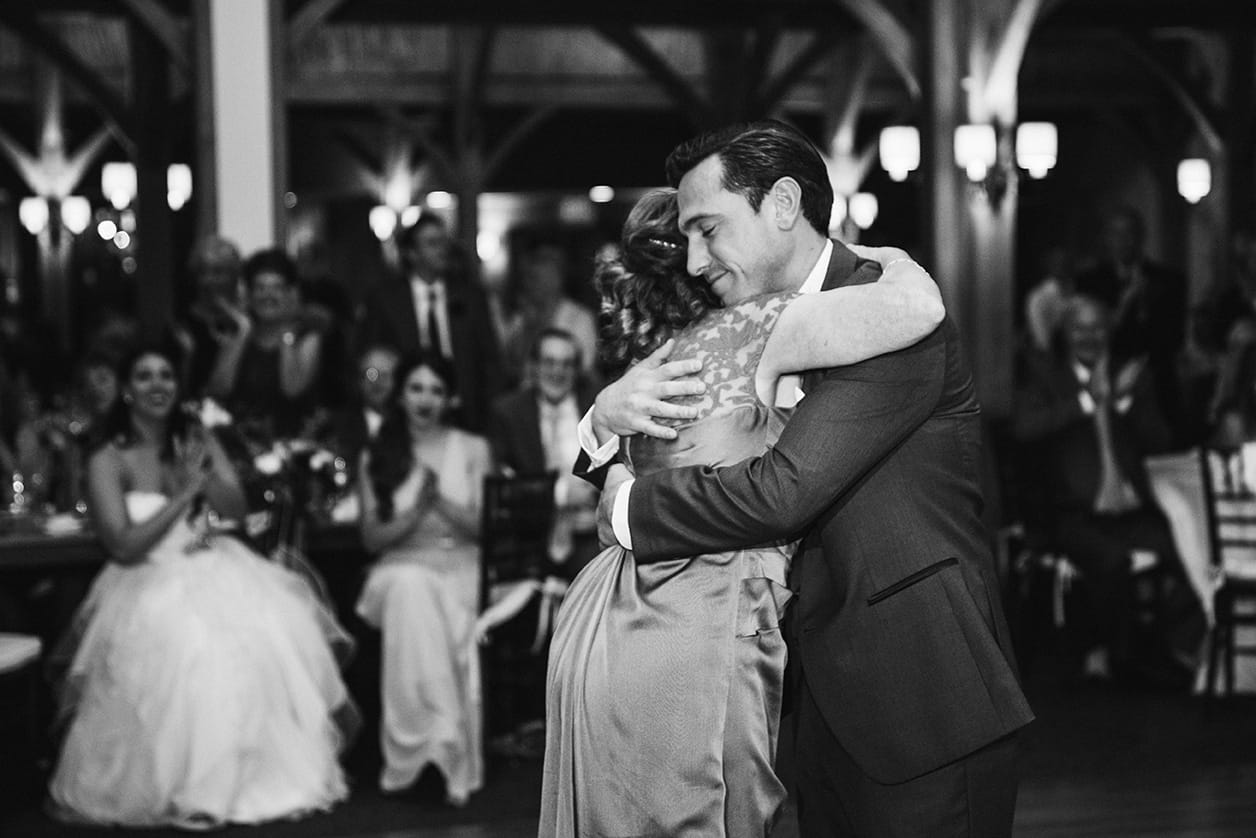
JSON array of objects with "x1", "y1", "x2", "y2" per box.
[{"x1": 48, "y1": 492, "x2": 354, "y2": 829}]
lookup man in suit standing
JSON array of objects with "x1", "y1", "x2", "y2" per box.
[
  {"x1": 490, "y1": 328, "x2": 598, "y2": 575},
  {"x1": 361, "y1": 214, "x2": 502, "y2": 431},
  {"x1": 1013, "y1": 294, "x2": 1205, "y2": 685},
  {"x1": 581, "y1": 121, "x2": 1033, "y2": 836}
]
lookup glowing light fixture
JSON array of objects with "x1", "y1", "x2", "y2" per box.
[
  {"x1": 101, "y1": 161, "x2": 137, "y2": 210},
  {"x1": 167, "y1": 163, "x2": 193, "y2": 210},
  {"x1": 425, "y1": 190, "x2": 453, "y2": 210},
  {"x1": 369, "y1": 205, "x2": 398, "y2": 241},
  {"x1": 477, "y1": 231, "x2": 502, "y2": 262},
  {"x1": 60, "y1": 196, "x2": 92, "y2": 234},
  {"x1": 1015, "y1": 122, "x2": 1057, "y2": 179},
  {"x1": 399, "y1": 205, "x2": 422, "y2": 228},
  {"x1": 878, "y1": 126, "x2": 920, "y2": 182},
  {"x1": 849, "y1": 193, "x2": 879, "y2": 230},
  {"x1": 19, "y1": 197, "x2": 50, "y2": 235},
  {"x1": 113, "y1": 230, "x2": 132, "y2": 249},
  {"x1": 1177, "y1": 158, "x2": 1211, "y2": 204},
  {"x1": 97, "y1": 219, "x2": 118, "y2": 240},
  {"x1": 588, "y1": 185, "x2": 615, "y2": 204},
  {"x1": 954, "y1": 124, "x2": 998, "y2": 182}
]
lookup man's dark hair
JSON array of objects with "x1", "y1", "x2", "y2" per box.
[
  {"x1": 664, "y1": 120, "x2": 833, "y2": 237},
  {"x1": 398, "y1": 213, "x2": 448, "y2": 249},
  {"x1": 529, "y1": 326, "x2": 582, "y2": 369},
  {"x1": 242, "y1": 247, "x2": 298, "y2": 289}
]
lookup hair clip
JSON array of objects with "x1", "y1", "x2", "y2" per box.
[{"x1": 647, "y1": 237, "x2": 682, "y2": 251}]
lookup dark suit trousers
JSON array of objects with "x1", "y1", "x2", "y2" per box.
[{"x1": 794, "y1": 668, "x2": 1019, "y2": 838}]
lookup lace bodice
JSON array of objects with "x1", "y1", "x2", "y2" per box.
[{"x1": 627, "y1": 292, "x2": 794, "y2": 476}]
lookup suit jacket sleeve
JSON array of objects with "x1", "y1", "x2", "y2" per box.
[{"x1": 628, "y1": 328, "x2": 946, "y2": 564}]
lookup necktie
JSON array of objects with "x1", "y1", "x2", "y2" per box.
[{"x1": 426, "y1": 287, "x2": 443, "y2": 356}]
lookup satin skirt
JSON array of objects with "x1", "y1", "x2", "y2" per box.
[{"x1": 540, "y1": 543, "x2": 792, "y2": 837}]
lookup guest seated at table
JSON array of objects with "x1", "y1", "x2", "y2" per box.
[
  {"x1": 1013, "y1": 294, "x2": 1206, "y2": 687},
  {"x1": 206, "y1": 247, "x2": 328, "y2": 441},
  {"x1": 170, "y1": 234, "x2": 244, "y2": 397},
  {"x1": 13, "y1": 351, "x2": 118, "y2": 511},
  {"x1": 488, "y1": 327, "x2": 598, "y2": 576},
  {"x1": 48, "y1": 342, "x2": 355, "y2": 829},
  {"x1": 356, "y1": 354, "x2": 491, "y2": 807}
]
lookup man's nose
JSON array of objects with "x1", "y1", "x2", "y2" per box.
[{"x1": 687, "y1": 239, "x2": 709, "y2": 277}]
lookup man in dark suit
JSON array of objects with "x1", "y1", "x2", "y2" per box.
[
  {"x1": 322, "y1": 343, "x2": 399, "y2": 477},
  {"x1": 1074, "y1": 206, "x2": 1189, "y2": 443},
  {"x1": 582, "y1": 121, "x2": 1033, "y2": 836},
  {"x1": 490, "y1": 328, "x2": 598, "y2": 575},
  {"x1": 360, "y1": 214, "x2": 502, "y2": 431},
  {"x1": 1013, "y1": 294, "x2": 1205, "y2": 685}
]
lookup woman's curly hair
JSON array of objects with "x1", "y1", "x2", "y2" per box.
[{"x1": 596, "y1": 189, "x2": 720, "y2": 373}]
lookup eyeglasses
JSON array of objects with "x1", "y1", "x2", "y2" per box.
[{"x1": 362, "y1": 367, "x2": 396, "y2": 382}]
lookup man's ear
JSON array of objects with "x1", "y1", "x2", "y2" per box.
[{"x1": 769, "y1": 177, "x2": 803, "y2": 230}]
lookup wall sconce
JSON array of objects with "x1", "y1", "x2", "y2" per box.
[
  {"x1": 167, "y1": 164, "x2": 193, "y2": 210},
  {"x1": 954, "y1": 124, "x2": 998, "y2": 182},
  {"x1": 848, "y1": 193, "x2": 879, "y2": 229},
  {"x1": 879, "y1": 126, "x2": 921, "y2": 182},
  {"x1": 399, "y1": 205, "x2": 422, "y2": 228},
  {"x1": 588, "y1": 185, "x2": 615, "y2": 204},
  {"x1": 1177, "y1": 158, "x2": 1210, "y2": 204},
  {"x1": 60, "y1": 196, "x2": 92, "y2": 235},
  {"x1": 954, "y1": 121, "x2": 1057, "y2": 207},
  {"x1": 425, "y1": 190, "x2": 453, "y2": 210},
  {"x1": 1015, "y1": 122, "x2": 1057, "y2": 179},
  {"x1": 101, "y1": 162, "x2": 137, "y2": 210},
  {"x1": 19, "y1": 197, "x2": 50, "y2": 235},
  {"x1": 369, "y1": 205, "x2": 398, "y2": 241}
]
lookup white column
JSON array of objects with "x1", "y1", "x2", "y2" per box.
[{"x1": 206, "y1": 0, "x2": 283, "y2": 253}]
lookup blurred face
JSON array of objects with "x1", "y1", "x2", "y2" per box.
[
  {"x1": 536, "y1": 335, "x2": 579, "y2": 403},
  {"x1": 359, "y1": 349, "x2": 399, "y2": 411},
  {"x1": 197, "y1": 260, "x2": 240, "y2": 303},
  {"x1": 1065, "y1": 301, "x2": 1110, "y2": 368},
  {"x1": 402, "y1": 223, "x2": 450, "y2": 278},
  {"x1": 125, "y1": 353, "x2": 178, "y2": 421},
  {"x1": 83, "y1": 364, "x2": 119, "y2": 415},
  {"x1": 399, "y1": 364, "x2": 450, "y2": 431},
  {"x1": 248, "y1": 270, "x2": 294, "y2": 323},
  {"x1": 677, "y1": 155, "x2": 784, "y2": 304}
]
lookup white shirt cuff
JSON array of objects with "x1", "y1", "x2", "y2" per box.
[
  {"x1": 612, "y1": 478, "x2": 634, "y2": 550},
  {"x1": 1078, "y1": 390, "x2": 1096, "y2": 415},
  {"x1": 578, "y1": 407, "x2": 620, "y2": 469}
]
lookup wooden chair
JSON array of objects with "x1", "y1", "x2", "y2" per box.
[
  {"x1": 478, "y1": 472, "x2": 558, "y2": 745},
  {"x1": 1198, "y1": 447, "x2": 1256, "y2": 696}
]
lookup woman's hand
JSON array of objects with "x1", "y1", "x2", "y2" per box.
[
  {"x1": 173, "y1": 430, "x2": 213, "y2": 495},
  {"x1": 416, "y1": 466, "x2": 440, "y2": 510},
  {"x1": 211, "y1": 298, "x2": 252, "y2": 344}
]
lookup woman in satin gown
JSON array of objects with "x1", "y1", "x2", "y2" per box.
[
  {"x1": 48, "y1": 344, "x2": 353, "y2": 829},
  {"x1": 356, "y1": 354, "x2": 493, "y2": 807},
  {"x1": 540, "y1": 190, "x2": 943, "y2": 835}
]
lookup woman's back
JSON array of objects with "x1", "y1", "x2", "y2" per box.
[{"x1": 627, "y1": 292, "x2": 793, "y2": 476}]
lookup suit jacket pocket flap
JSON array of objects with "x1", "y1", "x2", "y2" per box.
[{"x1": 866, "y1": 557, "x2": 958, "y2": 606}]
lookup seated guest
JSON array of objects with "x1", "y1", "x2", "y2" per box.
[
  {"x1": 206, "y1": 248, "x2": 326, "y2": 440},
  {"x1": 356, "y1": 354, "x2": 491, "y2": 807},
  {"x1": 1013, "y1": 294, "x2": 1206, "y2": 685},
  {"x1": 48, "y1": 342, "x2": 354, "y2": 829},
  {"x1": 497, "y1": 244, "x2": 600, "y2": 387},
  {"x1": 171, "y1": 234, "x2": 244, "y2": 396},
  {"x1": 322, "y1": 343, "x2": 400, "y2": 477},
  {"x1": 488, "y1": 327, "x2": 598, "y2": 574},
  {"x1": 14, "y1": 351, "x2": 119, "y2": 510}
]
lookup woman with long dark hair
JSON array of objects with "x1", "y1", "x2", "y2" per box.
[
  {"x1": 356, "y1": 353, "x2": 492, "y2": 807},
  {"x1": 48, "y1": 343, "x2": 353, "y2": 829}
]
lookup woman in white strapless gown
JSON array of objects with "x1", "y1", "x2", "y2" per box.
[{"x1": 48, "y1": 344, "x2": 354, "y2": 829}]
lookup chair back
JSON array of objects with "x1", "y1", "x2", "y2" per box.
[
  {"x1": 1199, "y1": 447, "x2": 1256, "y2": 579},
  {"x1": 480, "y1": 472, "x2": 558, "y2": 606}
]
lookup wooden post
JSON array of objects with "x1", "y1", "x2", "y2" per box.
[{"x1": 130, "y1": 16, "x2": 175, "y2": 340}]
